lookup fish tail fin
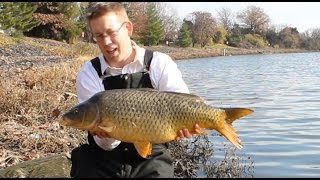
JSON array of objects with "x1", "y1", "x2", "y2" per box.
[{"x1": 218, "y1": 108, "x2": 253, "y2": 149}]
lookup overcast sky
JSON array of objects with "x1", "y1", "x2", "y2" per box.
[{"x1": 167, "y1": 2, "x2": 320, "y2": 32}]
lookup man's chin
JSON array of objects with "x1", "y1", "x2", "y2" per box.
[{"x1": 104, "y1": 53, "x2": 119, "y2": 61}]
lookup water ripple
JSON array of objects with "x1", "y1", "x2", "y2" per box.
[{"x1": 176, "y1": 52, "x2": 320, "y2": 177}]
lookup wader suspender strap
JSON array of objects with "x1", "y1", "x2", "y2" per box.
[
  {"x1": 90, "y1": 57, "x2": 102, "y2": 77},
  {"x1": 90, "y1": 49, "x2": 154, "y2": 78},
  {"x1": 88, "y1": 49, "x2": 155, "y2": 148},
  {"x1": 144, "y1": 49, "x2": 153, "y2": 71}
]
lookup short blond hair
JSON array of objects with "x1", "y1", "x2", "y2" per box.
[{"x1": 85, "y1": 2, "x2": 129, "y2": 22}]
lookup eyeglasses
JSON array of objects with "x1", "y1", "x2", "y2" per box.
[{"x1": 92, "y1": 22, "x2": 127, "y2": 42}]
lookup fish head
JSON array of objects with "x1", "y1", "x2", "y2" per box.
[{"x1": 59, "y1": 101, "x2": 100, "y2": 130}]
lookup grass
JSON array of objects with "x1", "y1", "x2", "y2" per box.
[
  {"x1": 0, "y1": 34, "x2": 255, "y2": 177},
  {"x1": 0, "y1": 34, "x2": 21, "y2": 45},
  {"x1": 0, "y1": 54, "x2": 89, "y2": 168},
  {"x1": 207, "y1": 43, "x2": 237, "y2": 49}
]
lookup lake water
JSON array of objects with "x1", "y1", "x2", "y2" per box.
[{"x1": 175, "y1": 52, "x2": 320, "y2": 178}]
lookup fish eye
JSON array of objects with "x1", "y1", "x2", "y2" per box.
[{"x1": 73, "y1": 108, "x2": 79, "y2": 114}]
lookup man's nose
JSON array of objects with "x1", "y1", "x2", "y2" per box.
[{"x1": 100, "y1": 35, "x2": 112, "y2": 45}]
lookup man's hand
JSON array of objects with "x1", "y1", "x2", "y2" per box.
[{"x1": 176, "y1": 124, "x2": 200, "y2": 140}]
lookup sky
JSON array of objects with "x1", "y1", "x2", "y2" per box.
[{"x1": 167, "y1": 2, "x2": 320, "y2": 33}]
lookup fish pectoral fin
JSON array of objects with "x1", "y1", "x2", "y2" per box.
[
  {"x1": 98, "y1": 125, "x2": 115, "y2": 133},
  {"x1": 98, "y1": 121, "x2": 116, "y2": 133},
  {"x1": 133, "y1": 142, "x2": 152, "y2": 158}
]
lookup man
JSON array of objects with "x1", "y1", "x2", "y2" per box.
[{"x1": 71, "y1": 2, "x2": 200, "y2": 178}]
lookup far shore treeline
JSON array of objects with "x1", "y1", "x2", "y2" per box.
[{"x1": 0, "y1": 2, "x2": 319, "y2": 50}]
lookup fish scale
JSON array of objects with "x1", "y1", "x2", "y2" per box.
[{"x1": 59, "y1": 88, "x2": 253, "y2": 158}]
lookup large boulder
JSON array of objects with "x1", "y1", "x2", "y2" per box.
[{"x1": 0, "y1": 153, "x2": 71, "y2": 178}]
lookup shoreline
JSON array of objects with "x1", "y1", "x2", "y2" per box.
[
  {"x1": 146, "y1": 45, "x2": 315, "y2": 60},
  {"x1": 1, "y1": 34, "x2": 317, "y2": 63}
]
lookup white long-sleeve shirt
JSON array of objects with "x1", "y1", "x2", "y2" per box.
[{"x1": 76, "y1": 41, "x2": 189, "y2": 150}]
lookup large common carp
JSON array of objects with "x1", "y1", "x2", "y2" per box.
[{"x1": 59, "y1": 88, "x2": 253, "y2": 158}]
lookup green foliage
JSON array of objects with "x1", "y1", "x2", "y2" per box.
[
  {"x1": 213, "y1": 26, "x2": 228, "y2": 44},
  {"x1": 58, "y1": 2, "x2": 80, "y2": 20},
  {"x1": 177, "y1": 22, "x2": 192, "y2": 47},
  {"x1": 265, "y1": 29, "x2": 278, "y2": 47},
  {"x1": 278, "y1": 27, "x2": 300, "y2": 48},
  {"x1": 227, "y1": 23, "x2": 268, "y2": 48},
  {"x1": 227, "y1": 32, "x2": 242, "y2": 47},
  {"x1": 183, "y1": 19, "x2": 196, "y2": 47},
  {"x1": 140, "y1": 3, "x2": 164, "y2": 46},
  {"x1": 25, "y1": 2, "x2": 82, "y2": 44},
  {"x1": 243, "y1": 34, "x2": 266, "y2": 48},
  {"x1": 62, "y1": 21, "x2": 83, "y2": 44},
  {"x1": 25, "y1": 2, "x2": 65, "y2": 40},
  {"x1": 227, "y1": 24, "x2": 245, "y2": 47},
  {"x1": 59, "y1": 3, "x2": 84, "y2": 44},
  {"x1": 0, "y1": 2, "x2": 40, "y2": 38}
]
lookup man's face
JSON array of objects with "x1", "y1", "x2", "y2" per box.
[{"x1": 89, "y1": 13, "x2": 132, "y2": 66}]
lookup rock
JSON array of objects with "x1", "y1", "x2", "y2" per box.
[{"x1": 0, "y1": 153, "x2": 71, "y2": 178}]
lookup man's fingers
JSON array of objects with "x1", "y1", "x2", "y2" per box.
[
  {"x1": 176, "y1": 129, "x2": 184, "y2": 140},
  {"x1": 176, "y1": 128, "x2": 193, "y2": 140},
  {"x1": 183, "y1": 128, "x2": 191, "y2": 138},
  {"x1": 179, "y1": 129, "x2": 185, "y2": 138}
]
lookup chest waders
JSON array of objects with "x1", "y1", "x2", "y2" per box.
[{"x1": 70, "y1": 49, "x2": 174, "y2": 178}]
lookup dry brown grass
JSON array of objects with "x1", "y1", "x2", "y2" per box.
[
  {"x1": 0, "y1": 34, "x2": 254, "y2": 177},
  {"x1": 0, "y1": 55, "x2": 90, "y2": 168},
  {"x1": 0, "y1": 33, "x2": 97, "y2": 168},
  {"x1": 0, "y1": 34, "x2": 19, "y2": 46}
]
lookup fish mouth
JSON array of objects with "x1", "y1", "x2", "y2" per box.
[{"x1": 58, "y1": 117, "x2": 69, "y2": 126}]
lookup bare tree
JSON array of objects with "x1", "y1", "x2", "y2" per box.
[
  {"x1": 278, "y1": 26, "x2": 300, "y2": 48},
  {"x1": 237, "y1": 5, "x2": 270, "y2": 35},
  {"x1": 272, "y1": 23, "x2": 291, "y2": 33},
  {"x1": 156, "y1": 2, "x2": 181, "y2": 42},
  {"x1": 216, "y1": 7, "x2": 234, "y2": 33},
  {"x1": 309, "y1": 28, "x2": 320, "y2": 49},
  {"x1": 127, "y1": 2, "x2": 148, "y2": 42},
  {"x1": 303, "y1": 28, "x2": 320, "y2": 50},
  {"x1": 127, "y1": 2, "x2": 180, "y2": 44},
  {"x1": 186, "y1": 11, "x2": 217, "y2": 47}
]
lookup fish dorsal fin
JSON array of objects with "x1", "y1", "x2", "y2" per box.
[
  {"x1": 135, "y1": 88, "x2": 157, "y2": 91},
  {"x1": 133, "y1": 88, "x2": 205, "y2": 101},
  {"x1": 162, "y1": 91, "x2": 205, "y2": 101},
  {"x1": 133, "y1": 141, "x2": 152, "y2": 158}
]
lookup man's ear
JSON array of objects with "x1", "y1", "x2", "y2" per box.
[{"x1": 126, "y1": 21, "x2": 133, "y2": 37}]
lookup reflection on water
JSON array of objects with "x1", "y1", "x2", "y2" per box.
[{"x1": 176, "y1": 52, "x2": 320, "y2": 177}]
